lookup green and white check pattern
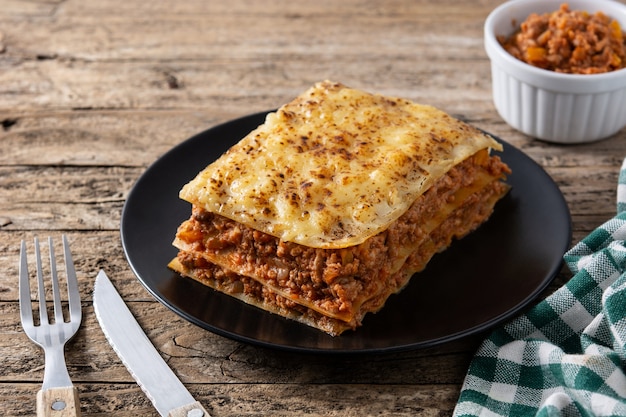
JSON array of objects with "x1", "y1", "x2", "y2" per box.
[{"x1": 454, "y1": 158, "x2": 626, "y2": 417}]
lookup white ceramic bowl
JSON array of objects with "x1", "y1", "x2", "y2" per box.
[{"x1": 484, "y1": 0, "x2": 626, "y2": 144}]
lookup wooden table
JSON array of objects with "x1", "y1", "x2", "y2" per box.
[{"x1": 2, "y1": 0, "x2": 625, "y2": 415}]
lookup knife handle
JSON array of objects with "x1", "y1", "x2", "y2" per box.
[
  {"x1": 168, "y1": 401, "x2": 211, "y2": 417},
  {"x1": 36, "y1": 387, "x2": 81, "y2": 417}
]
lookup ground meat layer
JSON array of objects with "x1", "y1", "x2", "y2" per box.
[
  {"x1": 169, "y1": 255, "x2": 358, "y2": 335},
  {"x1": 500, "y1": 3, "x2": 626, "y2": 74}
]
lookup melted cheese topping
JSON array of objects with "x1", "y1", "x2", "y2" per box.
[{"x1": 180, "y1": 81, "x2": 502, "y2": 249}]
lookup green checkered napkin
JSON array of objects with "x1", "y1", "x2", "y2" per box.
[{"x1": 454, "y1": 158, "x2": 626, "y2": 417}]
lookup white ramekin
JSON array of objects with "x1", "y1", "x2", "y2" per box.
[{"x1": 484, "y1": 0, "x2": 626, "y2": 144}]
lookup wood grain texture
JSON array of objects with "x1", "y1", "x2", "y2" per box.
[
  {"x1": 37, "y1": 387, "x2": 82, "y2": 417},
  {"x1": 2, "y1": 0, "x2": 626, "y2": 415}
]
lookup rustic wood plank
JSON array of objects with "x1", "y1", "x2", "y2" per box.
[
  {"x1": 1, "y1": 2, "x2": 492, "y2": 62},
  {"x1": 57, "y1": 0, "x2": 494, "y2": 17},
  {"x1": 0, "y1": 59, "x2": 497, "y2": 114},
  {"x1": 0, "y1": 111, "x2": 222, "y2": 166},
  {"x1": 0, "y1": 0, "x2": 503, "y2": 116},
  {"x1": 2, "y1": 382, "x2": 463, "y2": 416}
]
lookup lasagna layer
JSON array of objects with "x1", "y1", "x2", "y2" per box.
[{"x1": 170, "y1": 149, "x2": 510, "y2": 335}]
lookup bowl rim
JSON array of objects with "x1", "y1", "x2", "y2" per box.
[{"x1": 484, "y1": 0, "x2": 626, "y2": 92}]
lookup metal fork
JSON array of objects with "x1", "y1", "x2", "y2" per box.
[{"x1": 19, "y1": 235, "x2": 82, "y2": 417}]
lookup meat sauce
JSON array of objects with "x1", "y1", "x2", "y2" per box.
[{"x1": 500, "y1": 3, "x2": 626, "y2": 74}]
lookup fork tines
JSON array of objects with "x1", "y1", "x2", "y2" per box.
[{"x1": 19, "y1": 235, "x2": 82, "y2": 330}]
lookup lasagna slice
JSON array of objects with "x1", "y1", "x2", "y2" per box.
[{"x1": 168, "y1": 81, "x2": 511, "y2": 336}]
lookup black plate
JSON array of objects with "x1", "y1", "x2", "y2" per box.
[{"x1": 121, "y1": 111, "x2": 572, "y2": 354}]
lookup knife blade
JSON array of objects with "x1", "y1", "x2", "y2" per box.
[{"x1": 93, "y1": 270, "x2": 210, "y2": 417}]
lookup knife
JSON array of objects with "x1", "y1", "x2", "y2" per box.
[{"x1": 93, "y1": 270, "x2": 210, "y2": 417}]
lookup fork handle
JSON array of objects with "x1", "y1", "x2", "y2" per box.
[{"x1": 37, "y1": 387, "x2": 81, "y2": 417}]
